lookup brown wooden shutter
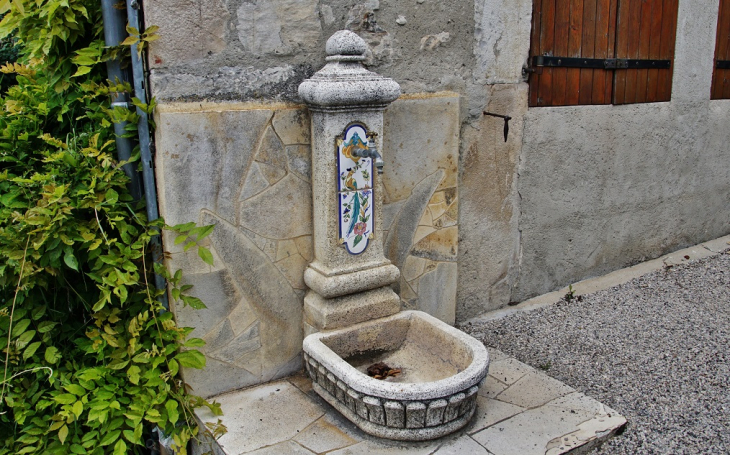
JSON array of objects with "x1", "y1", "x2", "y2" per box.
[
  {"x1": 712, "y1": 0, "x2": 730, "y2": 99},
  {"x1": 613, "y1": 0, "x2": 678, "y2": 104},
  {"x1": 529, "y1": 0, "x2": 678, "y2": 107},
  {"x1": 530, "y1": 0, "x2": 618, "y2": 107}
]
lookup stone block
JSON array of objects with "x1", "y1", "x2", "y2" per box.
[
  {"x1": 425, "y1": 399, "x2": 447, "y2": 426},
  {"x1": 145, "y1": 0, "x2": 229, "y2": 67},
  {"x1": 415, "y1": 261, "x2": 458, "y2": 324},
  {"x1": 236, "y1": 0, "x2": 321, "y2": 57},
  {"x1": 495, "y1": 371, "x2": 574, "y2": 409},
  {"x1": 272, "y1": 108, "x2": 311, "y2": 145},
  {"x1": 239, "y1": 173, "x2": 312, "y2": 240},
  {"x1": 457, "y1": 83, "x2": 526, "y2": 320},
  {"x1": 384, "y1": 170, "x2": 445, "y2": 271},
  {"x1": 434, "y1": 436, "x2": 491, "y2": 455},
  {"x1": 303, "y1": 286, "x2": 401, "y2": 331},
  {"x1": 469, "y1": 396, "x2": 524, "y2": 435},
  {"x1": 194, "y1": 381, "x2": 324, "y2": 454},
  {"x1": 443, "y1": 393, "x2": 465, "y2": 422},
  {"x1": 383, "y1": 94, "x2": 460, "y2": 202},
  {"x1": 472, "y1": 392, "x2": 625, "y2": 455},
  {"x1": 364, "y1": 396, "x2": 386, "y2": 425},
  {"x1": 406, "y1": 402, "x2": 427, "y2": 429},
  {"x1": 384, "y1": 401, "x2": 405, "y2": 428},
  {"x1": 293, "y1": 415, "x2": 358, "y2": 454},
  {"x1": 155, "y1": 105, "x2": 272, "y2": 228},
  {"x1": 245, "y1": 441, "x2": 315, "y2": 455}
]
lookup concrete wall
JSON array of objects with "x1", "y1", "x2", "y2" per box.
[
  {"x1": 146, "y1": 0, "x2": 730, "y2": 393},
  {"x1": 511, "y1": 0, "x2": 730, "y2": 301}
]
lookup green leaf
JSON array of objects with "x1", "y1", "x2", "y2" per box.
[
  {"x1": 168, "y1": 359, "x2": 179, "y2": 377},
  {"x1": 17, "y1": 329, "x2": 35, "y2": 348},
  {"x1": 64, "y1": 384, "x2": 86, "y2": 396},
  {"x1": 181, "y1": 295, "x2": 207, "y2": 310},
  {"x1": 72, "y1": 400, "x2": 83, "y2": 418},
  {"x1": 175, "y1": 350, "x2": 206, "y2": 369},
  {"x1": 31, "y1": 305, "x2": 47, "y2": 320},
  {"x1": 72, "y1": 65, "x2": 92, "y2": 77},
  {"x1": 54, "y1": 394, "x2": 77, "y2": 405},
  {"x1": 99, "y1": 430, "x2": 120, "y2": 447},
  {"x1": 38, "y1": 320, "x2": 58, "y2": 333},
  {"x1": 165, "y1": 399, "x2": 179, "y2": 425},
  {"x1": 190, "y1": 224, "x2": 215, "y2": 241},
  {"x1": 64, "y1": 251, "x2": 79, "y2": 271},
  {"x1": 58, "y1": 424, "x2": 69, "y2": 445},
  {"x1": 45, "y1": 346, "x2": 61, "y2": 364},
  {"x1": 11, "y1": 318, "x2": 30, "y2": 338},
  {"x1": 127, "y1": 365, "x2": 140, "y2": 385},
  {"x1": 113, "y1": 439, "x2": 127, "y2": 455},
  {"x1": 107, "y1": 359, "x2": 129, "y2": 370},
  {"x1": 105, "y1": 188, "x2": 118, "y2": 204},
  {"x1": 23, "y1": 341, "x2": 42, "y2": 360},
  {"x1": 198, "y1": 246, "x2": 214, "y2": 265},
  {"x1": 353, "y1": 234, "x2": 363, "y2": 247},
  {"x1": 183, "y1": 338, "x2": 206, "y2": 348},
  {"x1": 171, "y1": 222, "x2": 196, "y2": 233}
]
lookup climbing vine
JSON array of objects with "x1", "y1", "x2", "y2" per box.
[{"x1": 0, "y1": 1, "x2": 221, "y2": 454}]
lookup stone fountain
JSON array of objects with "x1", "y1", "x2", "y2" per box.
[{"x1": 299, "y1": 30, "x2": 490, "y2": 441}]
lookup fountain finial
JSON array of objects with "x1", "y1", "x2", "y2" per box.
[
  {"x1": 325, "y1": 30, "x2": 367, "y2": 61},
  {"x1": 299, "y1": 30, "x2": 400, "y2": 109}
]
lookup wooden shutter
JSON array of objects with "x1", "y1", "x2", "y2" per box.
[
  {"x1": 529, "y1": 0, "x2": 678, "y2": 107},
  {"x1": 530, "y1": 0, "x2": 618, "y2": 107},
  {"x1": 613, "y1": 0, "x2": 678, "y2": 104},
  {"x1": 712, "y1": 0, "x2": 730, "y2": 99}
]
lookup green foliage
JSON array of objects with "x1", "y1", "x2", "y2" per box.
[{"x1": 0, "y1": 1, "x2": 222, "y2": 453}]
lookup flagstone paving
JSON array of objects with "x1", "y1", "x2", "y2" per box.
[{"x1": 192, "y1": 348, "x2": 625, "y2": 455}]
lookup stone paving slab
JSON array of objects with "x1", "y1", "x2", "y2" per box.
[{"x1": 193, "y1": 348, "x2": 626, "y2": 455}]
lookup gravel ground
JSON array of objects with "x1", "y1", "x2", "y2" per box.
[{"x1": 461, "y1": 249, "x2": 730, "y2": 455}]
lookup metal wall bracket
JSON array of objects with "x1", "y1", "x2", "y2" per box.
[{"x1": 531, "y1": 55, "x2": 671, "y2": 70}]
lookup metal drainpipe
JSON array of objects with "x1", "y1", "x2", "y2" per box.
[
  {"x1": 100, "y1": 0, "x2": 169, "y2": 310},
  {"x1": 125, "y1": 0, "x2": 169, "y2": 310},
  {"x1": 101, "y1": 0, "x2": 142, "y2": 201}
]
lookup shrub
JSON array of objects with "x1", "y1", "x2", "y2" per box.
[{"x1": 0, "y1": 1, "x2": 220, "y2": 453}]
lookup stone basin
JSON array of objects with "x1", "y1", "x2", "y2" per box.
[{"x1": 302, "y1": 310, "x2": 489, "y2": 441}]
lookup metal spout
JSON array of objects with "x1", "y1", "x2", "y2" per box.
[{"x1": 353, "y1": 132, "x2": 384, "y2": 174}]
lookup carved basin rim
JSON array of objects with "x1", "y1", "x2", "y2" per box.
[{"x1": 302, "y1": 310, "x2": 490, "y2": 401}]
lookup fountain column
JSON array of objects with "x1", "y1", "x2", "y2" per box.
[{"x1": 299, "y1": 31, "x2": 402, "y2": 334}]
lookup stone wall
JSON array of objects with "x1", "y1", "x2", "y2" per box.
[
  {"x1": 155, "y1": 94, "x2": 461, "y2": 397},
  {"x1": 147, "y1": 0, "x2": 730, "y2": 393}
]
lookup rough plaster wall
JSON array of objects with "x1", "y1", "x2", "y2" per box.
[
  {"x1": 456, "y1": 0, "x2": 532, "y2": 320},
  {"x1": 145, "y1": 0, "x2": 476, "y2": 101},
  {"x1": 512, "y1": 0, "x2": 730, "y2": 301}
]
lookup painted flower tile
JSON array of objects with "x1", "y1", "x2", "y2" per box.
[{"x1": 337, "y1": 123, "x2": 374, "y2": 255}]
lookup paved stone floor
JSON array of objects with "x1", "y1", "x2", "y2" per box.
[{"x1": 193, "y1": 348, "x2": 626, "y2": 455}]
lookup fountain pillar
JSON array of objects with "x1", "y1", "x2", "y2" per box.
[
  {"x1": 299, "y1": 30, "x2": 402, "y2": 334},
  {"x1": 299, "y1": 31, "x2": 489, "y2": 441}
]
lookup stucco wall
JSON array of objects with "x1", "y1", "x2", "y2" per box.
[{"x1": 511, "y1": 0, "x2": 730, "y2": 300}]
